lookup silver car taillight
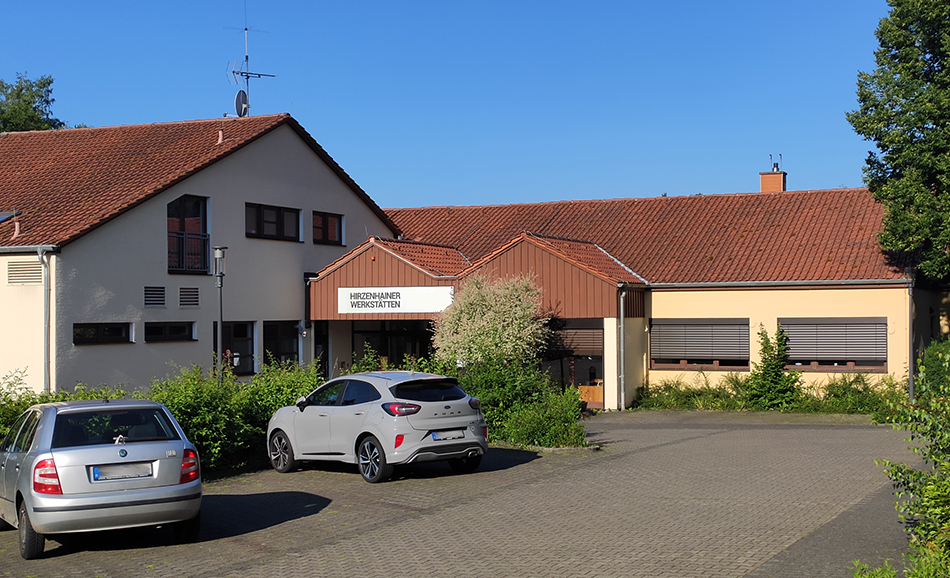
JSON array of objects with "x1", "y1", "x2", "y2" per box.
[
  {"x1": 179, "y1": 448, "x2": 199, "y2": 484},
  {"x1": 33, "y1": 458, "x2": 62, "y2": 494}
]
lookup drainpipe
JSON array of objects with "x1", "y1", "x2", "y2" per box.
[
  {"x1": 907, "y1": 269, "x2": 915, "y2": 402},
  {"x1": 619, "y1": 284, "x2": 626, "y2": 410},
  {"x1": 38, "y1": 248, "x2": 51, "y2": 393}
]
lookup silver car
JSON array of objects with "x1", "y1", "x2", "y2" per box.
[
  {"x1": 0, "y1": 399, "x2": 202, "y2": 559},
  {"x1": 267, "y1": 371, "x2": 488, "y2": 483}
]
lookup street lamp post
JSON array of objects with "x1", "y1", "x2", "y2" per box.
[{"x1": 214, "y1": 246, "x2": 228, "y2": 386}]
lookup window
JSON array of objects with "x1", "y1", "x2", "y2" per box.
[
  {"x1": 1, "y1": 411, "x2": 31, "y2": 452},
  {"x1": 264, "y1": 321, "x2": 299, "y2": 363},
  {"x1": 73, "y1": 323, "x2": 132, "y2": 345},
  {"x1": 52, "y1": 408, "x2": 180, "y2": 448},
  {"x1": 246, "y1": 203, "x2": 300, "y2": 241},
  {"x1": 145, "y1": 322, "x2": 195, "y2": 342},
  {"x1": 213, "y1": 321, "x2": 254, "y2": 375},
  {"x1": 312, "y1": 211, "x2": 343, "y2": 245},
  {"x1": 308, "y1": 380, "x2": 347, "y2": 406},
  {"x1": 650, "y1": 318, "x2": 750, "y2": 369},
  {"x1": 341, "y1": 380, "x2": 382, "y2": 405},
  {"x1": 779, "y1": 317, "x2": 887, "y2": 372},
  {"x1": 167, "y1": 195, "x2": 209, "y2": 274}
]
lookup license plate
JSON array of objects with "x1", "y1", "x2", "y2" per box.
[
  {"x1": 432, "y1": 430, "x2": 465, "y2": 441},
  {"x1": 92, "y1": 462, "x2": 153, "y2": 481}
]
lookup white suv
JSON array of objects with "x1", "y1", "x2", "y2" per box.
[{"x1": 266, "y1": 372, "x2": 488, "y2": 483}]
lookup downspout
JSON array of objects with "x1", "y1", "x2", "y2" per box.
[
  {"x1": 37, "y1": 247, "x2": 51, "y2": 393},
  {"x1": 619, "y1": 284, "x2": 626, "y2": 410},
  {"x1": 908, "y1": 269, "x2": 915, "y2": 402}
]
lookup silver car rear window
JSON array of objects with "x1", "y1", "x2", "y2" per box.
[
  {"x1": 51, "y1": 408, "x2": 181, "y2": 448},
  {"x1": 390, "y1": 379, "x2": 467, "y2": 402}
]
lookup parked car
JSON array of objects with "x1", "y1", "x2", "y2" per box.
[
  {"x1": 267, "y1": 371, "x2": 488, "y2": 483},
  {"x1": 0, "y1": 399, "x2": 202, "y2": 559}
]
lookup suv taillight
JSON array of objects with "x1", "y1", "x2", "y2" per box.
[
  {"x1": 382, "y1": 402, "x2": 421, "y2": 416},
  {"x1": 33, "y1": 459, "x2": 62, "y2": 494},
  {"x1": 468, "y1": 398, "x2": 481, "y2": 410},
  {"x1": 179, "y1": 448, "x2": 200, "y2": 484}
]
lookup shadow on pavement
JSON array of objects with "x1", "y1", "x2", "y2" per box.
[
  {"x1": 44, "y1": 491, "x2": 330, "y2": 557},
  {"x1": 393, "y1": 446, "x2": 542, "y2": 480}
]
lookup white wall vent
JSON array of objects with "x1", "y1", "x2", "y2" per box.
[
  {"x1": 144, "y1": 286, "x2": 166, "y2": 307},
  {"x1": 179, "y1": 287, "x2": 200, "y2": 308},
  {"x1": 7, "y1": 261, "x2": 42, "y2": 285}
]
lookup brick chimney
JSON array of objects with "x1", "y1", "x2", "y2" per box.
[{"x1": 760, "y1": 163, "x2": 787, "y2": 192}]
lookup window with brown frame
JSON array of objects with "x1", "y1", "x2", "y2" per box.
[
  {"x1": 312, "y1": 211, "x2": 343, "y2": 245},
  {"x1": 779, "y1": 317, "x2": 887, "y2": 372},
  {"x1": 245, "y1": 203, "x2": 300, "y2": 242},
  {"x1": 650, "y1": 318, "x2": 750, "y2": 370}
]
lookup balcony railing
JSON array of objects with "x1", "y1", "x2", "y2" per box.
[{"x1": 168, "y1": 231, "x2": 210, "y2": 274}]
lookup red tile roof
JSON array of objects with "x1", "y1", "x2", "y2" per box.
[
  {"x1": 0, "y1": 114, "x2": 396, "y2": 248},
  {"x1": 374, "y1": 237, "x2": 470, "y2": 276},
  {"x1": 387, "y1": 189, "x2": 903, "y2": 284},
  {"x1": 459, "y1": 232, "x2": 644, "y2": 284},
  {"x1": 316, "y1": 236, "x2": 470, "y2": 278}
]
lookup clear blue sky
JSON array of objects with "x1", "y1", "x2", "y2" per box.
[{"x1": 2, "y1": 0, "x2": 889, "y2": 208}]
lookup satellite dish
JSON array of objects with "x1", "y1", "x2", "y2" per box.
[{"x1": 234, "y1": 90, "x2": 248, "y2": 117}]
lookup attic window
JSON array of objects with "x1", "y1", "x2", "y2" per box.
[{"x1": 0, "y1": 210, "x2": 21, "y2": 225}]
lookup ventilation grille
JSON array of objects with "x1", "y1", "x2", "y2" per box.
[
  {"x1": 144, "y1": 286, "x2": 166, "y2": 307},
  {"x1": 179, "y1": 287, "x2": 200, "y2": 308},
  {"x1": 7, "y1": 261, "x2": 42, "y2": 285}
]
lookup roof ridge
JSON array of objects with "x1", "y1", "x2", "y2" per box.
[{"x1": 385, "y1": 187, "x2": 871, "y2": 212}]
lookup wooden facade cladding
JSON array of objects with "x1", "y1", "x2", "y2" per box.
[
  {"x1": 464, "y1": 238, "x2": 644, "y2": 319},
  {"x1": 309, "y1": 244, "x2": 456, "y2": 320}
]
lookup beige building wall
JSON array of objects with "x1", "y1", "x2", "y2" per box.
[
  {"x1": 0, "y1": 254, "x2": 52, "y2": 391},
  {"x1": 647, "y1": 285, "x2": 912, "y2": 388},
  {"x1": 601, "y1": 317, "x2": 647, "y2": 410}
]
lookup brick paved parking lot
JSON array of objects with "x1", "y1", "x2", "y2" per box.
[{"x1": 0, "y1": 411, "x2": 916, "y2": 577}]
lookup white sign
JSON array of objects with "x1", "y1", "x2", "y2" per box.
[{"x1": 338, "y1": 286, "x2": 455, "y2": 314}]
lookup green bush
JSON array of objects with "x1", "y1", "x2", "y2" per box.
[
  {"x1": 502, "y1": 388, "x2": 586, "y2": 447},
  {"x1": 879, "y1": 350, "x2": 950, "y2": 549},
  {"x1": 144, "y1": 365, "x2": 256, "y2": 471},
  {"x1": 456, "y1": 363, "x2": 556, "y2": 440},
  {"x1": 636, "y1": 374, "x2": 748, "y2": 411},
  {"x1": 745, "y1": 325, "x2": 802, "y2": 409},
  {"x1": 242, "y1": 358, "x2": 324, "y2": 431},
  {"x1": 0, "y1": 369, "x2": 126, "y2": 440}
]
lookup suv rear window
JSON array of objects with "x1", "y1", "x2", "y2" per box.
[
  {"x1": 390, "y1": 379, "x2": 467, "y2": 402},
  {"x1": 52, "y1": 408, "x2": 181, "y2": 448}
]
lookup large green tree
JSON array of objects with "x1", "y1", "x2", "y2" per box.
[
  {"x1": 0, "y1": 73, "x2": 66, "y2": 132},
  {"x1": 847, "y1": 1, "x2": 950, "y2": 281}
]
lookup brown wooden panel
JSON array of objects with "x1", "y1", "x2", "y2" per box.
[{"x1": 310, "y1": 247, "x2": 456, "y2": 320}]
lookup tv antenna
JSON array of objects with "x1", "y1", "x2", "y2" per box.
[{"x1": 225, "y1": 3, "x2": 274, "y2": 117}]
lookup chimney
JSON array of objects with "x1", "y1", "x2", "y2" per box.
[{"x1": 760, "y1": 162, "x2": 787, "y2": 192}]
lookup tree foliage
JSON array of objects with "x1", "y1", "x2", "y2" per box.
[
  {"x1": 846, "y1": 1, "x2": 950, "y2": 280},
  {"x1": 0, "y1": 73, "x2": 66, "y2": 132},
  {"x1": 879, "y1": 350, "x2": 950, "y2": 549},
  {"x1": 432, "y1": 275, "x2": 550, "y2": 367}
]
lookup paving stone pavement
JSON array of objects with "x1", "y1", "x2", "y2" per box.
[{"x1": 0, "y1": 411, "x2": 917, "y2": 577}]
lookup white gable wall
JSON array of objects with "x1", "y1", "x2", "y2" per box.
[{"x1": 43, "y1": 124, "x2": 393, "y2": 392}]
